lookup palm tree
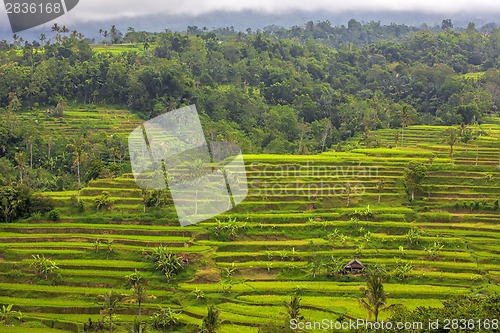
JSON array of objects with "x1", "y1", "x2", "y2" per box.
[
  {"x1": 345, "y1": 182, "x2": 351, "y2": 207},
  {"x1": 284, "y1": 295, "x2": 303, "y2": 321},
  {"x1": 125, "y1": 270, "x2": 148, "y2": 322},
  {"x1": 445, "y1": 128, "x2": 458, "y2": 162},
  {"x1": 359, "y1": 274, "x2": 393, "y2": 321},
  {"x1": 376, "y1": 180, "x2": 385, "y2": 204},
  {"x1": 12, "y1": 34, "x2": 19, "y2": 46},
  {"x1": 66, "y1": 137, "x2": 87, "y2": 198},
  {"x1": 26, "y1": 136, "x2": 34, "y2": 169},
  {"x1": 52, "y1": 24, "x2": 63, "y2": 43},
  {"x1": 201, "y1": 304, "x2": 221, "y2": 333},
  {"x1": 98, "y1": 291, "x2": 125, "y2": 333},
  {"x1": 14, "y1": 152, "x2": 26, "y2": 184},
  {"x1": 51, "y1": 23, "x2": 60, "y2": 33},
  {"x1": 140, "y1": 189, "x2": 149, "y2": 214},
  {"x1": 99, "y1": 29, "x2": 109, "y2": 44},
  {"x1": 110, "y1": 25, "x2": 118, "y2": 44},
  {"x1": 297, "y1": 118, "x2": 311, "y2": 154}
]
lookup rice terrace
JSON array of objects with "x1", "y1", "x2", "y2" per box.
[{"x1": 0, "y1": 12, "x2": 499, "y2": 333}]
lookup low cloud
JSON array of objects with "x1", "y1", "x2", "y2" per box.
[{"x1": 67, "y1": 0, "x2": 499, "y2": 21}]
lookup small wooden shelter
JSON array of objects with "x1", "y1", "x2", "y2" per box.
[{"x1": 343, "y1": 258, "x2": 364, "y2": 274}]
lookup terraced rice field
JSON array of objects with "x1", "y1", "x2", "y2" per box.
[
  {"x1": 0, "y1": 117, "x2": 499, "y2": 332},
  {"x1": 23, "y1": 105, "x2": 143, "y2": 137}
]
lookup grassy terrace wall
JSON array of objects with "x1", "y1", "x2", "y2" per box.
[{"x1": 0, "y1": 116, "x2": 499, "y2": 332}]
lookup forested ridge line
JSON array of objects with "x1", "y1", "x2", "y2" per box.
[{"x1": 0, "y1": 20, "x2": 498, "y2": 161}]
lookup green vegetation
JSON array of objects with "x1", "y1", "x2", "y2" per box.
[
  {"x1": 201, "y1": 304, "x2": 222, "y2": 333},
  {"x1": 359, "y1": 274, "x2": 395, "y2": 321},
  {"x1": 0, "y1": 19, "x2": 498, "y2": 333}
]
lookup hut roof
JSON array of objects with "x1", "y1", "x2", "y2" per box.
[{"x1": 344, "y1": 259, "x2": 364, "y2": 269}]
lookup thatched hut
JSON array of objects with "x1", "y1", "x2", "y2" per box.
[{"x1": 343, "y1": 258, "x2": 364, "y2": 274}]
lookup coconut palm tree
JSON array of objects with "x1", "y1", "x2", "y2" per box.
[
  {"x1": 51, "y1": 23, "x2": 60, "y2": 34},
  {"x1": 66, "y1": 137, "x2": 87, "y2": 198},
  {"x1": 376, "y1": 180, "x2": 385, "y2": 204},
  {"x1": 110, "y1": 25, "x2": 118, "y2": 44},
  {"x1": 359, "y1": 274, "x2": 393, "y2": 321},
  {"x1": 98, "y1": 291, "x2": 126, "y2": 333},
  {"x1": 445, "y1": 128, "x2": 458, "y2": 162},
  {"x1": 39, "y1": 33, "x2": 46, "y2": 45},
  {"x1": 345, "y1": 182, "x2": 351, "y2": 207},
  {"x1": 140, "y1": 189, "x2": 149, "y2": 214},
  {"x1": 14, "y1": 152, "x2": 26, "y2": 184},
  {"x1": 125, "y1": 270, "x2": 150, "y2": 322}
]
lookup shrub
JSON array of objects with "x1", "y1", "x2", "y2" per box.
[
  {"x1": 392, "y1": 259, "x2": 413, "y2": 281},
  {"x1": 94, "y1": 191, "x2": 112, "y2": 210},
  {"x1": 348, "y1": 206, "x2": 373, "y2": 219},
  {"x1": 0, "y1": 186, "x2": 54, "y2": 223},
  {"x1": 77, "y1": 200, "x2": 85, "y2": 212},
  {"x1": 71, "y1": 195, "x2": 85, "y2": 212},
  {"x1": 212, "y1": 217, "x2": 247, "y2": 241},
  {"x1": 145, "y1": 245, "x2": 185, "y2": 282},
  {"x1": 405, "y1": 228, "x2": 421, "y2": 246},
  {"x1": 145, "y1": 190, "x2": 169, "y2": 209},
  {"x1": 0, "y1": 304, "x2": 22, "y2": 325},
  {"x1": 151, "y1": 306, "x2": 180, "y2": 331},
  {"x1": 30, "y1": 254, "x2": 60, "y2": 280},
  {"x1": 424, "y1": 241, "x2": 444, "y2": 260},
  {"x1": 192, "y1": 287, "x2": 206, "y2": 301},
  {"x1": 48, "y1": 209, "x2": 60, "y2": 221},
  {"x1": 30, "y1": 195, "x2": 56, "y2": 216}
]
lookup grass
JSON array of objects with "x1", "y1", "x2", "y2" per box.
[
  {"x1": 0, "y1": 326, "x2": 73, "y2": 333},
  {"x1": 1, "y1": 113, "x2": 499, "y2": 331},
  {"x1": 178, "y1": 281, "x2": 469, "y2": 297}
]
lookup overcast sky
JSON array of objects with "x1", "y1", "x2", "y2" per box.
[
  {"x1": 0, "y1": 0, "x2": 498, "y2": 35},
  {"x1": 68, "y1": 0, "x2": 499, "y2": 21}
]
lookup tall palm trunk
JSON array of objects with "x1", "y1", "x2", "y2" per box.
[
  {"x1": 138, "y1": 300, "x2": 142, "y2": 333},
  {"x1": 30, "y1": 143, "x2": 33, "y2": 169},
  {"x1": 77, "y1": 157, "x2": 81, "y2": 198},
  {"x1": 401, "y1": 126, "x2": 404, "y2": 147}
]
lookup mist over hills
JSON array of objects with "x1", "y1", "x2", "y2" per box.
[{"x1": 1, "y1": 9, "x2": 498, "y2": 42}]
